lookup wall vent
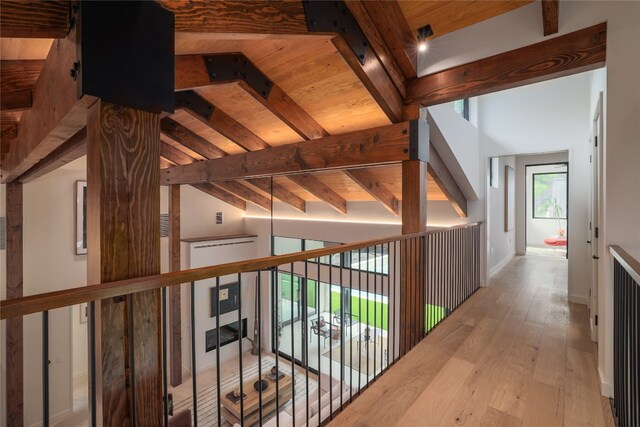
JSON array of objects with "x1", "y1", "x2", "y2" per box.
[
  {"x1": 215, "y1": 211, "x2": 223, "y2": 225},
  {"x1": 160, "y1": 213, "x2": 169, "y2": 237}
]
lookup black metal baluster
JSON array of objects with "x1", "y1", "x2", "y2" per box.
[
  {"x1": 373, "y1": 244, "x2": 378, "y2": 378},
  {"x1": 190, "y1": 282, "x2": 198, "y2": 426},
  {"x1": 329, "y1": 256, "x2": 334, "y2": 418},
  {"x1": 349, "y1": 249, "x2": 354, "y2": 402},
  {"x1": 316, "y1": 258, "x2": 321, "y2": 424},
  {"x1": 43, "y1": 310, "x2": 49, "y2": 427},
  {"x1": 357, "y1": 248, "x2": 363, "y2": 394},
  {"x1": 304, "y1": 259, "x2": 309, "y2": 425},
  {"x1": 258, "y1": 270, "x2": 263, "y2": 426},
  {"x1": 162, "y1": 288, "x2": 169, "y2": 427},
  {"x1": 289, "y1": 263, "x2": 296, "y2": 427},
  {"x1": 89, "y1": 302, "x2": 97, "y2": 427},
  {"x1": 275, "y1": 271, "x2": 280, "y2": 427},
  {"x1": 237, "y1": 273, "x2": 245, "y2": 426},
  {"x1": 392, "y1": 241, "x2": 396, "y2": 363},
  {"x1": 339, "y1": 250, "x2": 344, "y2": 410},
  {"x1": 366, "y1": 246, "x2": 370, "y2": 384},
  {"x1": 216, "y1": 278, "x2": 221, "y2": 427}
]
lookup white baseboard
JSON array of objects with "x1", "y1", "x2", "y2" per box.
[
  {"x1": 599, "y1": 367, "x2": 613, "y2": 397},
  {"x1": 489, "y1": 252, "x2": 515, "y2": 278},
  {"x1": 568, "y1": 295, "x2": 589, "y2": 306}
]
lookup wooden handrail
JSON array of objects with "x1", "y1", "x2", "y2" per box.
[
  {"x1": 610, "y1": 245, "x2": 640, "y2": 285},
  {"x1": 0, "y1": 222, "x2": 481, "y2": 320}
]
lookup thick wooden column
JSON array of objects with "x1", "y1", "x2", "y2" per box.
[
  {"x1": 400, "y1": 107, "x2": 428, "y2": 355},
  {"x1": 87, "y1": 101, "x2": 162, "y2": 425},
  {"x1": 6, "y1": 182, "x2": 23, "y2": 426},
  {"x1": 168, "y1": 184, "x2": 182, "y2": 386}
]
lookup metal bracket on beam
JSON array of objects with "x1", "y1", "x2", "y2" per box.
[
  {"x1": 302, "y1": 0, "x2": 369, "y2": 65},
  {"x1": 409, "y1": 119, "x2": 429, "y2": 162},
  {"x1": 203, "y1": 54, "x2": 273, "y2": 99},
  {"x1": 175, "y1": 91, "x2": 214, "y2": 121}
]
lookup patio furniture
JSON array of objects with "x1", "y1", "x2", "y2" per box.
[{"x1": 310, "y1": 316, "x2": 340, "y2": 348}]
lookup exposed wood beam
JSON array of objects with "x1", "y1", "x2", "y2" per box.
[
  {"x1": 161, "y1": 118, "x2": 228, "y2": 159},
  {"x1": 0, "y1": 0, "x2": 71, "y2": 38},
  {"x1": 87, "y1": 101, "x2": 162, "y2": 425},
  {"x1": 427, "y1": 145, "x2": 467, "y2": 218},
  {"x1": 345, "y1": 169, "x2": 399, "y2": 215},
  {"x1": 168, "y1": 185, "x2": 182, "y2": 387},
  {"x1": 190, "y1": 183, "x2": 247, "y2": 211},
  {"x1": 1, "y1": 23, "x2": 96, "y2": 182},
  {"x1": 245, "y1": 177, "x2": 306, "y2": 213},
  {"x1": 342, "y1": 1, "x2": 407, "y2": 94},
  {"x1": 542, "y1": 0, "x2": 559, "y2": 36},
  {"x1": 159, "y1": 0, "x2": 308, "y2": 35},
  {"x1": 162, "y1": 121, "x2": 420, "y2": 184},
  {"x1": 19, "y1": 127, "x2": 86, "y2": 183},
  {"x1": 161, "y1": 142, "x2": 252, "y2": 211},
  {"x1": 1, "y1": 118, "x2": 18, "y2": 143},
  {"x1": 406, "y1": 22, "x2": 606, "y2": 106},
  {"x1": 6, "y1": 182, "x2": 24, "y2": 426},
  {"x1": 0, "y1": 60, "x2": 44, "y2": 112},
  {"x1": 217, "y1": 180, "x2": 271, "y2": 211},
  {"x1": 286, "y1": 174, "x2": 347, "y2": 215},
  {"x1": 350, "y1": 0, "x2": 417, "y2": 79}
]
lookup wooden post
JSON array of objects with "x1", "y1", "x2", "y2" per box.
[
  {"x1": 168, "y1": 184, "x2": 182, "y2": 386},
  {"x1": 400, "y1": 106, "x2": 428, "y2": 355},
  {"x1": 87, "y1": 101, "x2": 162, "y2": 425},
  {"x1": 6, "y1": 182, "x2": 23, "y2": 426}
]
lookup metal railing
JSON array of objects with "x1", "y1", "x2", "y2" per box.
[
  {"x1": 610, "y1": 245, "x2": 640, "y2": 427},
  {"x1": 1, "y1": 222, "x2": 482, "y2": 427}
]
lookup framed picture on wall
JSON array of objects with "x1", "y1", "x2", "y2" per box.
[
  {"x1": 505, "y1": 166, "x2": 516, "y2": 231},
  {"x1": 76, "y1": 181, "x2": 87, "y2": 255}
]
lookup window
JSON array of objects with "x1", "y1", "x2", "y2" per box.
[
  {"x1": 532, "y1": 172, "x2": 567, "y2": 219},
  {"x1": 453, "y1": 98, "x2": 469, "y2": 121}
]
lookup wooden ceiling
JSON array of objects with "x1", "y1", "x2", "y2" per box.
[{"x1": 0, "y1": 0, "x2": 539, "y2": 216}]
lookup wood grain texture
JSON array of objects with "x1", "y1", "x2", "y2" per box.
[
  {"x1": 0, "y1": 0, "x2": 70, "y2": 38},
  {"x1": 6, "y1": 182, "x2": 23, "y2": 426},
  {"x1": 245, "y1": 177, "x2": 305, "y2": 212},
  {"x1": 333, "y1": 35, "x2": 403, "y2": 123},
  {"x1": 406, "y1": 22, "x2": 607, "y2": 106},
  {"x1": 162, "y1": 121, "x2": 411, "y2": 184},
  {"x1": 345, "y1": 168, "x2": 399, "y2": 215},
  {"x1": 207, "y1": 107, "x2": 270, "y2": 151},
  {"x1": 19, "y1": 126, "x2": 86, "y2": 183},
  {"x1": 160, "y1": 0, "x2": 308, "y2": 35},
  {"x1": 161, "y1": 117, "x2": 228, "y2": 159},
  {"x1": 168, "y1": 185, "x2": 183, "y2": 387},
  {"x1": 286, "y1": 173, "x2": 347, "y2": 214},
  {"x1": 357, "y1": 0, "x2": 417, "y2": 78},
  {"x1": 87, "y1": 101, "x2": 162, "y2": 426},
  {"x1": 542, "y1": 0, "x2": 559, "y2": 36},
  {"x1": 427, "y1": 144, "x2": 467, "y2": 218},
  {"x1": 397, "y1": 1, "x2": 533, "y2": 39},
  {"x1": 217, "y1": 180, "x2": 271, "y2": 211},
  {"x1": 342, "y1": 0, "x2": 408, "y2": 93},
  {"x1": 1, "y1": 23, "x2": 95, "y2": 182},
  {"x1": 0, "y1": 59, "x2": 43, "y2": 111}
]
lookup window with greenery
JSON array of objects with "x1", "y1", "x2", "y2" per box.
[
  {"x1": 532, "y1": 172, "x2": 567, "y2": 219},
  {"x1": 453, "y1": 98, "x2": 469, "y2": 121}
]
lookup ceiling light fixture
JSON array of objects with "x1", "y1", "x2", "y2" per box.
[{"x1": 417, "y1": 24, "x2": 434, "y2": 52}]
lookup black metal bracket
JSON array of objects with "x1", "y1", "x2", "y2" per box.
[
  {"x1": 203, "y1": 54, "x2": 273, "y2": 100},
  {"x1": 409, "y1": 119, "x2": 429, "y2": 162},
  {"x1": 175, "y1": 90, "x2": 214, "y2": 121},
  {"x1": 302, "y1": 0, "x2": 369, "y2": 65}
]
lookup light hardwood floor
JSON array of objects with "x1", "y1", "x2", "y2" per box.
[{"x1": 329, "y1": 255, "x2": 615, "y2": 427}]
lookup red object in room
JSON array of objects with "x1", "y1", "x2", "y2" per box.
[{"x1": 544, "y1": 237, "x2": 567, "y2": 247}]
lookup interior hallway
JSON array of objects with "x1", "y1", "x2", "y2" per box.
[{"x1": 330, "y1": 255, "x2": 615, "y2": 426}]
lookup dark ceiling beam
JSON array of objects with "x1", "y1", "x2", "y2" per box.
[
  {"x1": 161, "y1": 120, "x2": 421, "y2": 185},
  {"x1": 161, "y1": 117, "x2": 228, "y2": 159},
  {"x1": 245, "y1": 177, "x2": 306, "y2": 213},
  {"x1": 19, "y1": 127, "x2": 86, "y2": 183},
  {"x1": 0, "y1": 0, "x2": 71, "y2": 38},
  {"x1": 349, "y1": 0, "x2": 417, "y2": 79},
  {"x1": 344, "y1": 168, "x2": 399, "y2": 215},
  {"x1": 160, "y1": 143, "x2": 248, "y2": 211},
  {"x1": 406, "y1": 22, "x2": 606, "y2": 106},
  {"x1": 427, "y1": 144, "x2": 467, "y2": 218},
  {"x1": 542, "y1": 0, "x2": 559, "y2": 36},
  {"x1": 286, "y1": 174, "x2": 347, "y2": 215},
  {"x1": 159, "y1": 0, "x2": 308, "y2": 35}
]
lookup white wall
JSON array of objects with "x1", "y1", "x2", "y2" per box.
[
  {"x1": 423, "y1": 0, "x2": 640, "y2": 395},
  {"x1": 488, "y1": 156, "x2": 516, "y2": 275}
]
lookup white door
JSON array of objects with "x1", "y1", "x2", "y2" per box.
[{"x1": 588, "y1": 93, "x2": 603, "y2": 342}]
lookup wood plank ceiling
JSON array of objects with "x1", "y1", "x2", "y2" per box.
[{"x1": 0, "y1": 1, "x2": 533, "y2": 213}]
